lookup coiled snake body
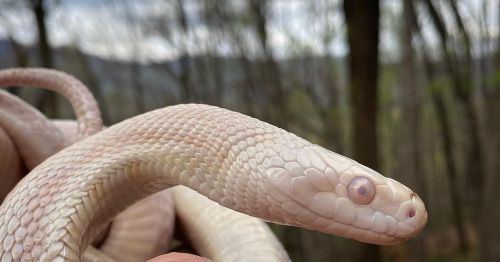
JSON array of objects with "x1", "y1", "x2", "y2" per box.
[{"x1": 0, "y1": 70, "x2": 427, "y2": 261}]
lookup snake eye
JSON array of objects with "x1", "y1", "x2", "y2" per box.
[{"x1": 347, "y1": 176, "x2": 375, "y2": 205}]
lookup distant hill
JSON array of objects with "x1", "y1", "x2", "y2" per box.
[{"x1": 0, "y1": 38, "x2": 347, "y2": 122}]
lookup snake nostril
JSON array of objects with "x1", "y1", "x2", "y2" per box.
[
  {"x1": 408, "y1": 192, "x2": 418, "y2": 218},
  {"x1": 408, "y1": 208, "x2": 416, "y2": 218}
]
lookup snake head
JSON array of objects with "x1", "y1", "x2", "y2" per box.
[{"x1": 264, "y1": 144, "x2": 427, "y2": 245}]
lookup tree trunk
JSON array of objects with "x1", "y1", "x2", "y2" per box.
[
  {"x1": 479, "y1": 5, "x2": 500, "y2": 259},
  {"x1": 448, "y1": 0, "x2": 484, "y2": 217},
  {"x1": 399, "y1": 1, "x2": 427, "y2": 260},
  {"x1": 422, "y1": 0, "x2": 484, "y2": 215},
  {"x1": 72, "y1": 49, "x2": 111, "y2": 124},
  {"x1": 30, "y1": 0, "x2": 59, "y2": 118},
  {"x1": 429, "y1": 83, "x2": 468, "y2": 254},
  {"x1": 412, "y1": 4, "x2": 468, "y2": 252},
  {"x1": 176, "y1": 0, "x2": 192, "y2": 103},
  {"x1": 6, "y1": 39, "x2": 27, "y2": 95},
  {"x1": 250, "y1": 0, "x2": 288, "y2": 128},
  {"x1": 480, "y1": 82, "x2": 500, "y2": 261},
  {"x1": 201, "y1": 2, "x2": 225, "y2": 106},
  {"x1": 343, "y1": 0, "x2": 381, "y2": 261}
]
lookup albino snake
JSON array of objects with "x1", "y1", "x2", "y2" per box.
[{"x1": 0, "y1": 68, "x2": 427, "y2": 261}]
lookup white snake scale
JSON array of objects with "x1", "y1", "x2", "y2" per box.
[{"x1": 0, "y1": 69, "x2": 427, "y2": 261}]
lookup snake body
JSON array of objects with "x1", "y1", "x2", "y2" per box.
[
  {"x1": 0, "y1": 101, "x2": 427, "y2": 261},
  {"x1": 0, "y1": 75, "x2": 176, "y2": 261},
  {"x1": 171, "y1": 186, "x2": 289, "y2": 261},
  {"x1": 0, "y1": 73, "x2": 179, "y2": 261},
  {"x1": 0, "y1": 68, "x2": 101, "y2": 138},
  {"x1": 0, "y1": 69, "x2": 292, "y2": 261},
  {"x1": 0, "y1": 90, "x2": 67, "y2": 169},
  {"x1": 0, "y1": 126, "x2": 22, "y2": 201}
]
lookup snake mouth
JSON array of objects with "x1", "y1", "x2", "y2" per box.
[
  {"x1": 268, "y1": 181, "x2": 414, "y2": 245},
  {"x1": 274, "y1": 194, "x2": 410, "y2": 245}
]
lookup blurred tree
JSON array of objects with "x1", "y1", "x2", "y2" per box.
[
  {"x1": 302, "y1": 1, "x2": 345, "y2": 154},
  {"x1": 222, "y1": 3, "x2": 260, "y2": 115},
  {"x1": 412, "y1": 1, "x2": 468, "y2": 254},
  {"x1": 30, "y1": 0, "x2": 59, "y2": 117},
  {"x1": 448, "y1": 1, "x2": 484, "y2": 221},
  {"x1": 400, "y1": 0, "x2": 428, "y2": 210},
  {"x1": 0, "y1": 11, "x2": 27, "y2": 95},
  {"x1": 249, "y1": 0, "x2": 288, "y2": 128},
  {"x1": 422, "y1": 0, "x2": 484, "y2": 219},
  {"x1": 200, "y1": 1, "x2": 225, "y2": 106},
  {"x1": 72, "y1": 49, "x2": 111, "y2": 124},
  {"x1": 397, "y1": 0, "x2": 427, "y2": 260},
  {"x1": 31, "y1": 0, "x2": 52, "y2": 67},
  {"x1": 480, "y1": 3, "x2": 500, "y2": 259},
  {"x1": 176, "y1": 0, "x2": 192, "y2": 103},
  {"x1": 343, "y1": 0, "x2": 381, "y2": 261},
  {"x1": 481, "y1": 71, "x2": 500, "y2": 261},
  {"x1": 122, "y1": 0, "x2": 147, "y2": 113}
]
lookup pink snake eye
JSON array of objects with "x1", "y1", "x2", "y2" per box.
[{"x1": 347, "y1": 176, "x2": 376, "y2": 205}]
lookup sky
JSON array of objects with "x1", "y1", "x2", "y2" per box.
[{"x1": 0, "y1": 0, "x2": 497, "y2": 63}]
